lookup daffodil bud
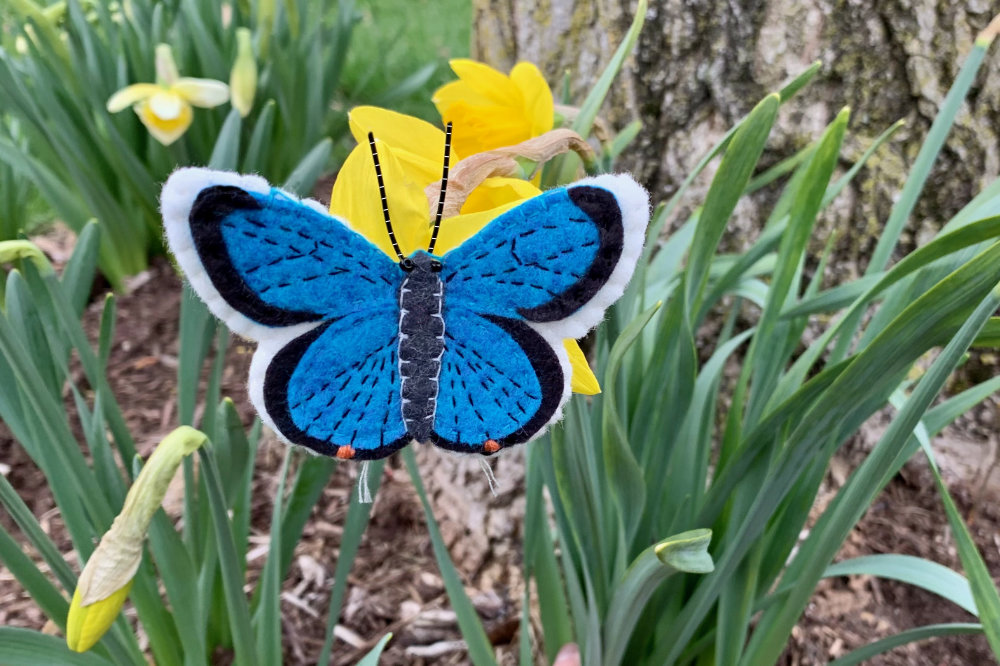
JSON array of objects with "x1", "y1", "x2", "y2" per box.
[
  {"x1": 155, "y1": 43, "x2": 179, "y2": 86},
  {"x1": 0, "y1": 240, "x2": 54, "y2": 274},
  {"x1": 229, "y1": 28, "x2": 257, "y2": 118},
  {"x1": 41, "y1": 1, "x2": 66, "y2": 24},
  {"x1": 256, "y1": 0, "x2": 276, "y2": 58},
  {"x1": 66, "y1": 426, "x2": 207, "y2": 652}
]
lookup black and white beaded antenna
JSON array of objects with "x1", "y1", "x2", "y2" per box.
[
  {"x1": 367, "y1": 131, "x2": 406, "y2": 263},
  {"x1": 427, "y1": 121, "x2": 453, "y2": 255}
]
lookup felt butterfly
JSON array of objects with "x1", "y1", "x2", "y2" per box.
[{"x1": 161, "y1": 132, "x2": 649, "y2": 461}]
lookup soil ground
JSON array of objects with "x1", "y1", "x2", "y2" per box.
[{"x1": 1, "y1": 237, "x2": 999, "y2": 665}]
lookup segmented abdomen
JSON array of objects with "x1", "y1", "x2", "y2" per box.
[{"x1": 397, "y1": 271, "x2": 445, "y2": 442}]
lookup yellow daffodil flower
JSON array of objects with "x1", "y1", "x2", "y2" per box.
[
  {"x1": 106, "y1": 44, "x2": 230, "y2": 146},
  {"x1": 433, "y1": 59, "x2": 554, "y2": 157},
  {"x1": 330, "y1": 106, "x2": 599, "y2": 394},
  {"x1": 67, "y1": 426, "x2": 208, "y2": 652},
  {"x1": 229, "y1": 28, "x2": 257, "y2": 117}
]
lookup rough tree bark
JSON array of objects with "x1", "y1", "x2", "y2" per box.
[{"x1": 472, "y1": 0, "x2": 1000, "y2": 270}]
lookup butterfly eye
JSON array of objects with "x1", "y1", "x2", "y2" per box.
[
  {"x1": 430, "y1": 260, "x2": 443, "y2": 272},
  {"x1": 400, "y1": 258, "x2": 415, "y2": 272}
]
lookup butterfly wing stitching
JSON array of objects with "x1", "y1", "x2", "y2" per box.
[
  {"x1": 432, "y1": 174, "x2": 649, "y2": 452},
  {"x1": 162, "y1": 168, "x2": 648, "y2": 459},
  {"x1": 162, "y1": 168, "x2": 408, "y2": 458}
]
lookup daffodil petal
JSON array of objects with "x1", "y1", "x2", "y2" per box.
[
  {"x1": 566, "y1": 340, "x2": 601, "y2": 394},
  {"x1": 106, "y1": 83, "x2": 161, "y2": 113},
  {"x1": 66, "y1": 581, "x2": 133, "y2": 652},
  {"x1": 148, "y1": 90, "x2": 184, "y2": 120},
  {"x1": 350, "y1": 106, "x2": 450, "y2": 161},
  {"x1": 136, "y1": 99, "x2": 192, "y2": 145},
  {"x1": 331, "y1": 145, "x2": 391, "y2": 256},
  {"x1": 379, "y1": 141, "x2": 432, "y2": 255},
  {"x1": 440, "y1": 101, "x2": 534, "y2": 157},
  {"x1": 460, "y1": 177, "x2": 541, "y2": 215},
  {"x1": 448, "y1": 58, "x2": 520, "y2": 105},
  {"x1": 173, "y1": 77, "x2": 230, "y2": 108},
  {"x1": 349, "y1": 106, "x2": 450, "y2": 185},
  {"x1": 330, "y1": 140, "x2": 430, "y2": 258},
  {"x1": 433, "y1": 198, "x2": 524, "y2": 255},
  {"x1": 433, "y1": 79, "x2": 494, "y2": 109},
  {"x1": 155, "y1": 43, "x2": 179, "y2": 85},
  {"x1": 510, "y1": 62, "x2": 554, "y2": 136}
]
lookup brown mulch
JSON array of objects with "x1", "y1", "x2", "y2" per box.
[
  {"x1": 1, "y1": 233, "x2": 999, "y2": 664},
  {"x1": 786, "y1": 445, "x2": 1000, "y2": 666}
]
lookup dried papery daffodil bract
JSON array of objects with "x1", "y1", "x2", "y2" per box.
[
  {"x1": 332, "y1": 106, "x2": 599, "y2": 394},
  {"x1": 66, "y1": 426, "x2": 208, "y2": 652},
  {"x1": 106, "y1": 44, "x2": 230, "y2": 146},
  {"x1": 433, "y1": 59, "x2": 555, "y2": 158}
]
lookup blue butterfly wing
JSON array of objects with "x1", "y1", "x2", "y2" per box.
[
  {"x1": 255, "y1": 307, "x2": 409, "y2": 460},
  {"x1": 441, "y1": 177, "x2": 646, "y2": 339},
  {"x1": 431, "y1": 309, "x2": 564, "y2": 452},
  {"x1": 432, "y1": 175, "x2": 648, "y2": 453},
  {"x1": 163, "y1": 168, "x2": 409, "y2": 460},
  {"x1": 162, "y1": 168, "x2": 400, "y2": 339}
]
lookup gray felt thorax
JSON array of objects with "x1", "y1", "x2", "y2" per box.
[{"x1": 397, "y1": 251, "x2": 445, "y2": 443}]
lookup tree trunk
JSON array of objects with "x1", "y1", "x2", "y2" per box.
[{"x1": 472, "y1": 0, "x2": 1000, "y2": 266}]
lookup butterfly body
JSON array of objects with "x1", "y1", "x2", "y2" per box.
[
  {"x1": 162, "y1": 168, "x2": 649, "y2": 461},
  {"x1": 397, "y1": 251, "x2": 445, "y2": 444}
]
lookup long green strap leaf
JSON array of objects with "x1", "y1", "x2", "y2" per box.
[
  {"x1": 923, "y1": 440, "x2": 1000, "y2": 657},
  {"x1": 255, "y1": 451, "x2": 292, "y2": 665},
  {"x1": 830, "y1": 623, "x2": 982, "y2": 666},
  {"x1": 199, "y1": 447, "x2": 259, "y2": 666},
  {"x1": 0, "y1": 527, "x2": 68, "y2": 629},
  {"x1": 824, "y1": 554, "x2": 976, "y2": 616},
  {"x1": 737, "y1": 276, "x2": 1000, "y2": 665},
  {"x1": 316, "y1": 459, "x2": 385, "y2": 665},
  {"x1": 403, "y1": 448, "x2": 497, "y2": 666},
  {"x1": 685, "y1": 93, "x2": 779, "y2": 312},
  {"x1": 0, "y1": 627, "x2": 110, "y2": 666}
]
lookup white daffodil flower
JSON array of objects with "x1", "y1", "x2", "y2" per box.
[{"x1": 107, "y1": 44, "x2": 230, "y2": 145}]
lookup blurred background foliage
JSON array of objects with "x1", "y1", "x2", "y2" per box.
[{"x1": 0, "y1": 0, "x2": 470, "y2": 285}]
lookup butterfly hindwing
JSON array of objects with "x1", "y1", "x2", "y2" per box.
[
  {"x1": 251, "y1": 307, "x2": 409, "y2": 460},
  {"x1": 162, "y1": 168, "x2": 401, "y2": 341},
  {"x1": 441, "y1": 174, "x2": 648, "y2": 340},
  {"x1": 431, "y1": 309, "x2": 567, "y2": 453}
]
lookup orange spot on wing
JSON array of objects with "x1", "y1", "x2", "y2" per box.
[
  {"x1": 336, "y1": 445, "x2": 356, "y2": 459},
  {"x1": 484, "y1": 439, "x2": 500, "y2": 453}
]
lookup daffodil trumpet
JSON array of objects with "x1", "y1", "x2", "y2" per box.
[{"x1": 433, "y1": 59, "x2": 555, "y2": 157}]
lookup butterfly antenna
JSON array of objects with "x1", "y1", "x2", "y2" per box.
[
  {"x1": 368, "y1": 132, "x2": 406, "y2": 262},
  {"x1": 426, "y1": 121, "x2": 453, "y2": 255}
]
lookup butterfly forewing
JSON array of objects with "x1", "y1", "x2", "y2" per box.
[{"x1": 163, "y1": 169, "x2": 402, "y2": 341}]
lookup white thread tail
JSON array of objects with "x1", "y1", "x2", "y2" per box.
[
  {"x1": 479, "y1": 458, "x2": 499, "y2": 497},
  {"x1": 358, "y1": 461, "x2": 373, "y2": 504}
]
